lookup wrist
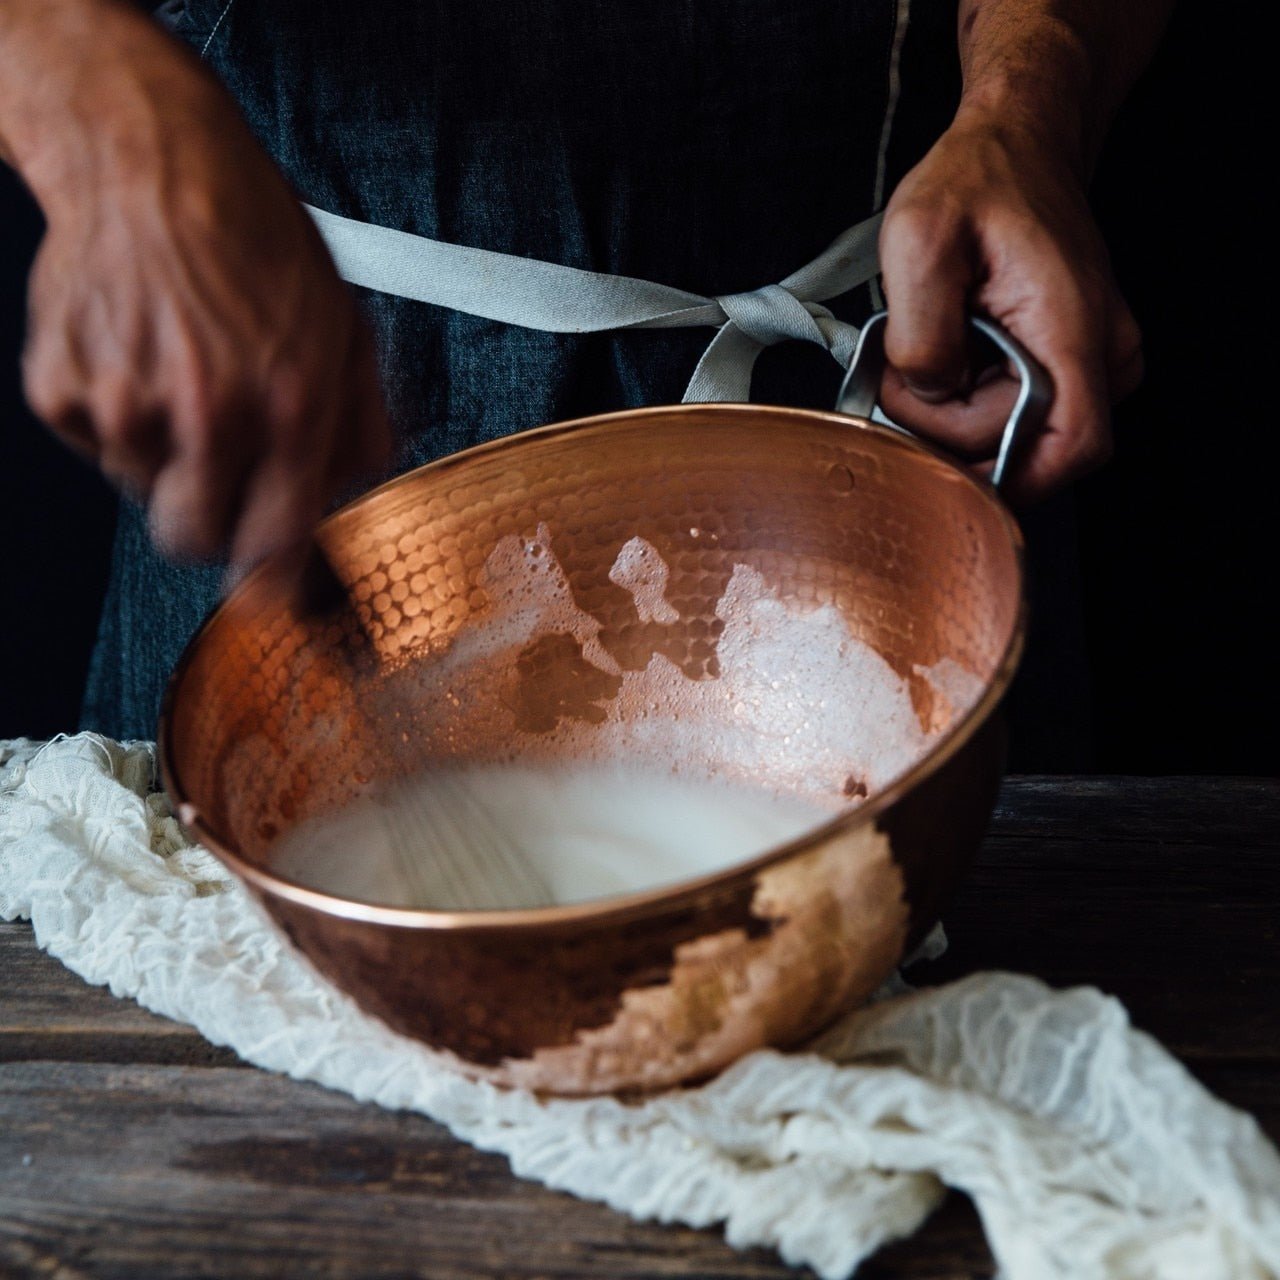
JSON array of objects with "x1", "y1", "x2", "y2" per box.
[
  {"x1": 953, "y1": 84, "x2": 1091, "y2": 187},
  {"x1": 956, "y1": 15, "x2": 1098, "y2": 182},
  {"x1": 0, "y1": 0, "x2": 212, "y2": 209}
]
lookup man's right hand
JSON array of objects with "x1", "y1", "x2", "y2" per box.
[{"x1": 0, "y1": 0, "x2": 391, "y2": 574}]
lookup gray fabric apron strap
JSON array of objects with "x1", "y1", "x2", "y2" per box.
[{"x1": 305, "y1": 204, "x2": 884, "y2": 403}]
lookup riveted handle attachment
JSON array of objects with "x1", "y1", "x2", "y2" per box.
[{"x1": 835, "y1": 310, "x2": 1053, "y2": 491}]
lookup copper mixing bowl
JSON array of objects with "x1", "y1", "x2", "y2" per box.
[{"x1": 160, "y1": 399, "x2": 1025, "y2": 1095}]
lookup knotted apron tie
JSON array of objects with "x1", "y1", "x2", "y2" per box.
[{"x1": 304, "y1": 204, "x2": 884, "y2": 403}]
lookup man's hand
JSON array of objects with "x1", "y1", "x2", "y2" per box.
[
  {"x1": 1, "y1": 0, "x2": 390, "y2": 573},
  {"x1": 875, "y1": 0, "x2": 1171, "y2": 502},
  {"x1": 878, "y1": 107, "x2": 1141, "y2": 500}
]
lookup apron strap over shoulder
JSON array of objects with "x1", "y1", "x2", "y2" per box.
[{"x1": 304, "y1": 203, "x2": 883, "y2": 404}]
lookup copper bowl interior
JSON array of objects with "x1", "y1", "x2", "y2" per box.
[{"x1": 162, "y1": 405, "x2": 1024, "y2": 917}]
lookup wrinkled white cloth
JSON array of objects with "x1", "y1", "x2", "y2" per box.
[{"x1": 2, "y1": 734, "x2": 1277, "y2": 1280}]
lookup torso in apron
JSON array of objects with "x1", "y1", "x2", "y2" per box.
[{"x1": 83, "y1": 0, "x2": 961, "y2": 738}]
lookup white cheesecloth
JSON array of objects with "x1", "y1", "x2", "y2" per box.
[{"x1": 1, "y1": 734, "x2": 1277, "y2": 1280}]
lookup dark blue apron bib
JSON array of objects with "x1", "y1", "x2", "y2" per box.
[{"x1": 83, "y1": 0, "x2": 961, "y2": 738}]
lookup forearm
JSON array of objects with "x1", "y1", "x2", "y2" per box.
[
  {"x1": 0, "y1": 0, "x2": 218, "y2": 206},
  {"x1": 956, "y1": 0, "x2": 1175, "y2": 178}
]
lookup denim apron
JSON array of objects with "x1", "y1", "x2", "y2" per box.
[{"x1": 83, "y1": 0, "x2": 962, "y2": 739}]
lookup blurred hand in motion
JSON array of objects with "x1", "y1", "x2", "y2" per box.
[
  {"x1": 3, "y1": 0, "x2": 391, "y2": 577},
  {"x1": 877, "y1": 105, "x2": 1144, "y2": 502}
]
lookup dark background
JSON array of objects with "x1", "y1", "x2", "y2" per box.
[{"x1": 1, "y1": 6, "x2": 1273, "y2": 772}]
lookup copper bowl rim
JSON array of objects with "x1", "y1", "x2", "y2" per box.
[{"x1": 159, "y1": 403, "x2": 1027, "y2": 933}]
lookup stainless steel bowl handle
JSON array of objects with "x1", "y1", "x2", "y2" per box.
[{"x1": 835, "y1": 310, "x2": 1054, "y2": 491}]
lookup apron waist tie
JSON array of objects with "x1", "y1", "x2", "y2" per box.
[{"x1": 304, "y1": 203, "x2": 884, "y2": 404}]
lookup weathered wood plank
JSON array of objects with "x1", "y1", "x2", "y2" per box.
[
  {"x1": 0, "y1": 1061, "x2": 994, "y2": 1279},
  {"x1": 0, "y1": 923, "x2": 242, "y2": 1068},
  {"x1": 925, "y1": 782, "x2": 1280, "y2": 1070},
  {"x1": 986, "y1": 776, "x2": 1279, "y2": 847}
]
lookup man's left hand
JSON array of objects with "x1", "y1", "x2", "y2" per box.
[{"x1": 877, "y1": 104, "x2": 1144, "y2": 501}]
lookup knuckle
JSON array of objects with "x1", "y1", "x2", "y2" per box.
[
  {"x1": 21, "y1": 352, "x2": 70, "y2": 422},
  {"x1": 884, "y1": 199, "x2": 958, "y2": 255},
  {"x1": 23, "y1": 377, "x2": 65, "y2": 424},
  {"x1": 886, "y1": 325, "x2": 966, "y2": 388},
  {"x1": 894, "y1": 334, "x2": 957, "y2": 373}
]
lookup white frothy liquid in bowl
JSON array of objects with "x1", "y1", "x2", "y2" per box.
[
  {"x1": 266, "y1": 529, "x2": 987, "y2": 912},
  {"x1": 269, "y1": 765, "x2": 831, "y2": 910}
]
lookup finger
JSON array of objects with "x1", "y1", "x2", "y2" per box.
[
  {"x1": 148, "y1": 456, "x2": 220, "y2": 561},
  {"x1": 1004, "y1": 382, "x2": 1111, "y2": 504},
  {"x1": 39, "y1": 401, "x2": 101, "y2": 465},
  {"x1": 98, "y1": 419, "x2": 168, "y2": 499},
  {"x1": 21, "y1": 332, "x2": 99, "y2": 462},
  {"x1": 995, "y1": 291, "x2": 1111, "y2": 505},
  {"x1": 149, "y1": 387, "x2": 263, "y2": 560},
  {"x1": 880, "y1": 200, "x2": 977, "y2": 402},
  {"x1": 227, "y1": 365, "x2": 337, "y2": 577},
  {"x1": 878, "y1": 362, "x2": 1018, "y2": 458},
  {"x1": 227, "y1": 450, "x2": 329, "y2": 580},
  {"x1": 324, "y1": 320, "x2": 394, "y2": 496},
  {"x1": 89, "y1": 372, "x2": 169, "y2": 497},
  {"x1": 1106, "y1": 288, "x2": 1144, "y2": 402}
]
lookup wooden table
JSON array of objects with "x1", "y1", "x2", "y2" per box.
[{"x1": 2, "y1": 777, "x2": 1277, "y2": 1279}]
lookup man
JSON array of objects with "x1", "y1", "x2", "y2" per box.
[{"x1": 0, "y1": 0, "x2": 1167, "y2": 739}]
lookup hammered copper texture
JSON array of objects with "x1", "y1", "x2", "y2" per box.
[{"x1": 161, "y1": 405, "x2": 1024, "y2": 1094}]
